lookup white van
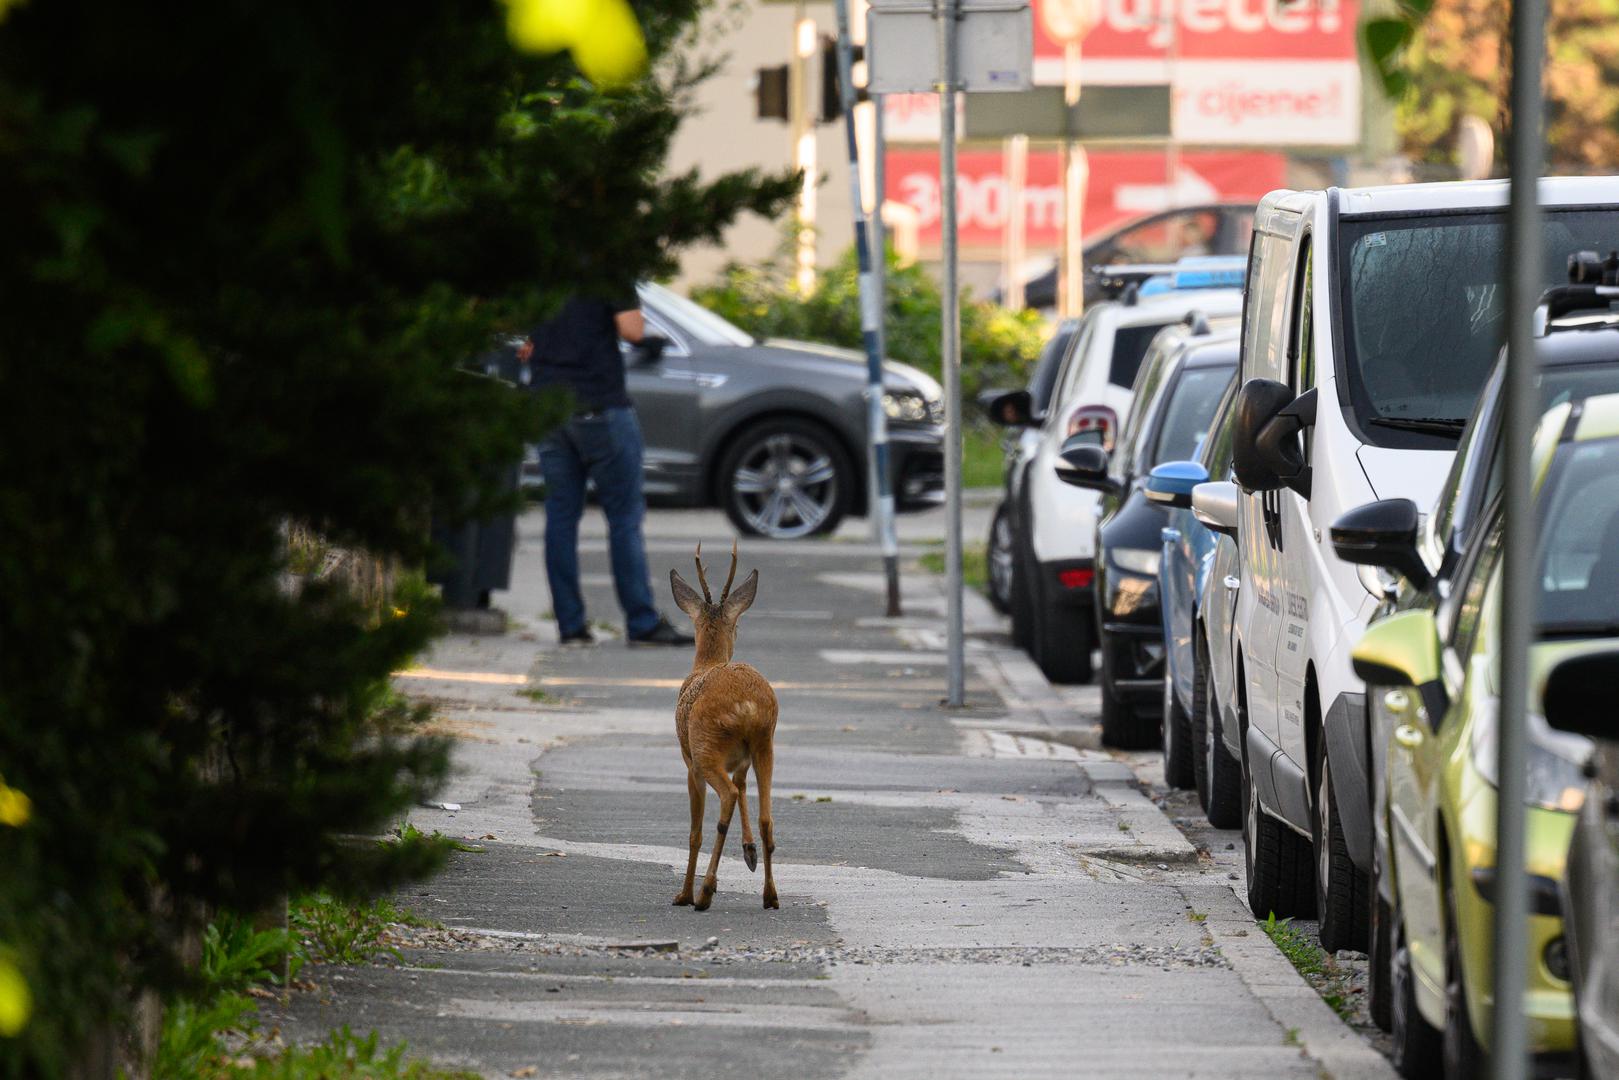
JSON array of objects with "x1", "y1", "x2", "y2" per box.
[{"x1": 1205, "y1": 178, "x2": 1619, "y2": 952}]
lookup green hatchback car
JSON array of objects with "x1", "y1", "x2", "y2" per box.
[{"x1": 1348, "y1": 393, "x2": 1619, "y2": 1077}]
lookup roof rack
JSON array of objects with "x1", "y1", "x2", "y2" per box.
[
  {"x1": 1182, "y1": 311, "x2": 1211, "y2": 336},
  {"x1": 1092, "y1": 263, "x2": 1177, "y2": 304},
  {"x1": 1535, "y1": 250, "x2": 1619, "y2": 333}
]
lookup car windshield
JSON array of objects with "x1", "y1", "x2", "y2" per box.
[
  {"x1": 1536, "y1": 433, "x2": 1619, "y2": 635},
  {"x1": 640, "y1": 282, "x2": 755, "y2": 347},
  {"x1": 1337, "y1": 209, "x2": 1619, "y2": 441},
  {"x1": 1151, "y1": 366, "x2": 1238, "y2": 467}
]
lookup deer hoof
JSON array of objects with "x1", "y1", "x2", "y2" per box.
[
  {"x1": 672, "y1": 891, "x2": 693, "y2": 907},
  {"x1": 694, "y1": 883, "x2": 715, "y2": 911},
  {"x1": 763, "y1": 890, "x2": 780, "y2": 910},
  {"x1": 742, "y1": 843, "x2": 758, "y2": 872}
]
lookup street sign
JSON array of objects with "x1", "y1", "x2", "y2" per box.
[
  {"x1": 962, "y1": 84, "x2": 1171, "y2": 140},
  {"x1": 866, "y1": 0, "x2": 1033, "y2": 94}
]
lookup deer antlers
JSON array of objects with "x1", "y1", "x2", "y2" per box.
[{"x1": 693, "y1": 540, "x2": 740, "y2": 606}]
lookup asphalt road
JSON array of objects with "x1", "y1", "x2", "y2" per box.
[{"x1": 273, "y1": 503, "x2": 1395, "y2": 1079}]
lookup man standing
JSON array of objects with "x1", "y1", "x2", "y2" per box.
[{"x1": 521, "y1": 288, "x2": 693, "y2": 646}]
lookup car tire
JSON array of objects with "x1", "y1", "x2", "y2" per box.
[
  {"x1": 987, "y1": 501, "x2": 1014, "y2": 615},
  {"x1": 1162, "y1": 661, "x2": 1195, "y2": 789},
  {"x1": 718, "y1": 418, "x2": 853, "y2": 539},
  {"x1": 1010, "y1": 504, "x2": 1036, "y2": 651},
  {"x1": 1392, "y1": 905, "x2": 1443, "y2": 1078},
  {"x1": 1313, "y1": 736, "x2": 1371, "y2": 954},
  {"x1": 1443, "y1": 885, "x2": 1488, "y2": 1080},
  {"x1": 1034, "y1": 571, "x2": 1094, "y2": 685},
  {"x1": 1369, "y1": 855, "x2": 1395, "y2": 1033},
  {"x1": 1242, "y1": 719, "x2": 1316, "y2": 920},
  {"x1": 1100, "y1": 636, "x2": 1156, "y2": 749},
  {"x1": 1195, "y1": 634, "x2": 1242, "y2": 828}
]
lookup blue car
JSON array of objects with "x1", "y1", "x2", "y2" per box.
[{"x1": 1148, "y1": 360, "x2": 1240, "y2": 810}]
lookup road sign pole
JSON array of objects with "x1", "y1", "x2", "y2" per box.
[
  {"x1": 835, "y1": 0, "x2": 903, "y2": 618},
  {"x1": 937, "y1": 0, "x2": 965, "y2": 707},
  {"x1": 1494, "y1": 3, "x2": 1543, "y2": 1077}
]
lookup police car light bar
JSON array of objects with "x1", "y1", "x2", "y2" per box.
[{"x1": 1170, "y1": 255, "x2": 1247, "y2": 291}]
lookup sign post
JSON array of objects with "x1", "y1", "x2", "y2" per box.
[{"x1": 869, "y1": 0, "x2": 1030, "y2": 707}]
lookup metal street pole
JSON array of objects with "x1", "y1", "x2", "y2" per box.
[
  {"x1": 1493, "y1": 1, "x2": 1542, "y2": 1076},
  {"x1": 937, "y1": 0, "x2": 965, "y2": 706},
  {"x1": 835, "y1": 0, "x2": 903, "y2": 617}
]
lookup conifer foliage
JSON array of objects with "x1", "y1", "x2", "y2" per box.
[{"x1": 0, "y1": 2, "x2": 794, "y2": 1072}]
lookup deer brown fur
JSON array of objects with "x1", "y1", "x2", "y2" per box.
[{"x1": 669, "y1": 541, "x2": 779, "y2": 911}]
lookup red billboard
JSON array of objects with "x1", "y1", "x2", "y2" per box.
[{"x1": 885, "y1": 147, "x2": 1287, "y2": 251}]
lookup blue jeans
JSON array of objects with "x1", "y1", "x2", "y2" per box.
[{"x1": 538, "y1": 406, "x2": 660, "y2": 639}]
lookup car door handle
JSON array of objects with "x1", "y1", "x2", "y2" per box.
[
  {"x1": 1162, "y1": 527, "x2": 1181, "y2": 543},
  {"x1": 1394, "y1": 724, "x2": 1425, "y2": 751},
  {"x1": 1384, "y1": 689, "x2": 1412, "y2": 717},
  {"x1": 1223, "y1": 575, "x2": 1241, "y2": 591}
]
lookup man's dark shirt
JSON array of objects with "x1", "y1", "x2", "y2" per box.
[{"x1": 527, "y1": 294, "x2": 638, "y2": 411}]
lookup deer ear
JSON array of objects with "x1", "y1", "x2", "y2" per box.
[
  {"x1": 721, "y1": 569, "x2": 758, "y2": 620},
  {"x1": 670, "y1": 569, "x2": 704, "y2": 619}
]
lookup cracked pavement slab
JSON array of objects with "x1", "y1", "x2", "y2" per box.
[{"x1": 271, "y1": 505, "x2": 1393, "y2": 1079}]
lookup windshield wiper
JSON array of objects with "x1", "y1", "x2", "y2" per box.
[{"x1": 1368, "y1": 416, "x2": 1467, "y2": 437}]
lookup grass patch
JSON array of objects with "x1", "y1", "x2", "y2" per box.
[
  {"x1": 1282, "y1": 1027, "x2": 1302, "y2": 1048},
  {"x1": 918, "y1": 542, "x2": 987, "y2": 592},
  {"x1": 291, "y1": 893, "x2": 436, "y2": 966},
  {"x1": 516, "y1": 687, "x2": 555, "y2": 703},
  {"x1": 963, "y1": 423, "x2": 1006, "y2": 490},
  {"x1": 390, "y1": 821, "x2": 484, "y2": 854},
  {"x1": 1186, "y1": 910, "x2": 1207, "y2": 923}
]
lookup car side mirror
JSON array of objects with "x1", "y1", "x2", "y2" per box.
[
  {"x1": 981, "y1": 388, "x2": 1033, "y2": 427},
  {"x1": 1231, "y1": 378, "x2": 1316, "y2": 498},
  {"x1": 1330, "y1": 499, "x2": 1432, "y2": 590},
  {"x1": 1544, "y1": 649, "x2": 1619, "y2": 740},
  {"x1": 1352, "y1": 609, "x2": 1448, "y2": 718},
  {"x1": 1145, "y1": 461, "x2": 1210, "y2": 510},
  {"x1": 1191, "y1": 480, "x2": 1239, "y2": 538},
  {"x1": 1054, "y1": 436, "x2": 1119, "y2": 495},
  {"x1": 631, "y1": 335, "x2": 669, "y2": 366}
]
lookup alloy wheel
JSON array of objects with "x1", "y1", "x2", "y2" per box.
[{"x1": 730, "y1": 432, "x2": 840, "y2": 539}]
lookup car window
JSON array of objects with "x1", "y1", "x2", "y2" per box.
[
  {"x1": 1049, "y1": 311, "x2": 1103, "y2": 418},
  {"x1": 1243, "y1": 229, "x2": 1294, "y2": 381},
  {"x1": 1289, "y1": 240, "x2": 1315, "y2": 394},
  {"x1": 640, "y1": 281, "x2": 755, "y2": 347},
  {"x1": 1030, "y1": 318, "x2": 1082, "y2": 416},
  {"x1": 1150, "y1": 365, "x2": 1238, "y2": 468},
  {"x1": 1449, "y1": 512, "x2": 1503, "y2": 661},
  {"x1": 1116, "y1": 342, "x2": 1174, "y2": 477},
  {"x1": 1536, "y1": 434, "x2": 1619, "y2": 633},
  {"x1": 1110, "y1": 321, "x2": 1177, "y2": 388},
  {"x1": 1219, "y1": 209, "x2": 1256, "y2": 255},
  {"x1": 1199, "y1": 379, "x2": 1241, "y2": 478},
  {"x1": 1110, "y1": 210, "x2": 1221, "y2": 263}
]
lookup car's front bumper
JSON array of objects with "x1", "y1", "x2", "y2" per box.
[
  {"x1": 1099, "y1": 565, "x2": 1163, "y2": 702},
  {"x1": 889, "y1": 426, "x2": 945, "y2": 511}
]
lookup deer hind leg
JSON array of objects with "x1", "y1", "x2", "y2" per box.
[
  {"x1": 673, "y1": 767, "x2": 704, "y2": 907},
  {"x1": 732, "y1": 763, "x2": 758, "y2": 872},
  {"x1": 695, "y1": 762, "x2": 739, "y2": 912},
  {"x1": 753, "y1": 743, "x2": 779, "y2": 910}
]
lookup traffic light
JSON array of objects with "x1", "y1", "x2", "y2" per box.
[
  {"x1": 819, "y1": 35, "x2": 865, "y2": 123},
  {"x1": 755, "y1": 64, "x2": 789, "y2": 122}
]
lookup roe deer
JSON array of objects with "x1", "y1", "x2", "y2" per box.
[{"x1": 668, "y1": 541, "x2": 779, "y2": 911}]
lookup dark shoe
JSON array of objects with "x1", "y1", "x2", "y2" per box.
[
  {"x1": 628, "y1": 617, "x2": 693, "y2": 647},
  {"x1": 559, "y1": 627, "x2": 596, "y2": 647}
]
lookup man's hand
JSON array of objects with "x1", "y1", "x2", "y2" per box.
[{"x1": 517, "y1": 340, "x2": 534, "y2": 363}]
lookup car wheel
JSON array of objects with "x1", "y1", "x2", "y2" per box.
[
  {"x1": 1369, "y1": 845, "x2": 1395, "y2": 1032},
  {"x1": 1162, "y1": 661, "x2": 1195, "y2": 789},
  {"x1": 1100, "y1": 633, "x2": 1156, "y2": 749},
  {"x1": 1392, "y1": 905, "x2": 1443, "y2": 1078},
  {"x1": 986, "y1": 501, "x2": 1014, "y2": 615},
  {"x1": 719, "y1": 419, "x2": 852, "y2": 539},
  {"x1": 1010, "y1": 505, "x2": 1035, "y2": 651},
  {"x1": 1443, "y1": 885, "x2": 1488, "y2": 1079},
  {"x1": 1313, "y1": 735, "x2": 1371, "y2": 954},
  {"x1": 1241, "y1": 716, "x2": 1316, "y2": 919},
  {"x1": 1034, "y1": 570, "x2": 1094, "y2": 685},
  {"x1": 1195, "y1": 634, "x2": 1242, "y2": 828}
]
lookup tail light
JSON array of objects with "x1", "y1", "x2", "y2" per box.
[
  {"x1": 1066, "y1": 404, "x2": 1118, "y2": 452},
  {"x1": 1058, "y1": 567, "x2": 1094, "y2": 590}
]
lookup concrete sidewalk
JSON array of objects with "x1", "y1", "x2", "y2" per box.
[{"x1": 273, "y1": 508, "x2": 1392, "y2": 1079}]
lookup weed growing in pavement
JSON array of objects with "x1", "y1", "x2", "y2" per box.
[
  {"x1": 1117, "y1": 819, "x2": 1132, "y2": 832},
  {"x1": 199, "y1": 913, "x2": 303, "y2": 997},
  {"x1": 1186, "y1": 911, "x2": 1207, "y2": 923},
  {"x1": 1259, "y1": 913, "x2": 1355, "y2": 1022},
  {"x1": 290, "y1": 893, "x2": 434, "y2": 966},
  {"x1": 1282, "y1": 1027, "x2": 1302, "y2": 1047},
  {"x1": 815, "y1": 795, "x2": 833, "y2": 803},
  {"x1": 516, "y1": 687, "x2": 556, "y2": 703},
  {"x1": 389, "y1": 821, "x2": 484, "y2": 854}
]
